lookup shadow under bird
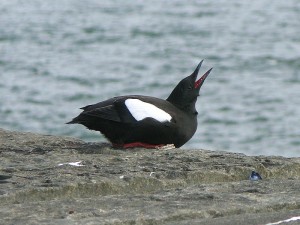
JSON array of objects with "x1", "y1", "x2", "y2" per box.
[{"x1": 67, "y1": 60, "x2": 212, "y2": 148}]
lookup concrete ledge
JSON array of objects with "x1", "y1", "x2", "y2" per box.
[{"x1": 0, "y1": 128, "x2": 299, "y2": 225}]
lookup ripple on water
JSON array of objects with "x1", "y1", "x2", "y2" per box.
[
  {"x1": 202, "y1": 117, "x2": 238, "y2": 125},
  {"x1": 64, "y1": 93, "x2": 96, "y2": 102},
  {"x1": 25, "y1": 99, "x2": 52, "y2": 105},
  {"x1": 57, "y1": 77, "x2": 93, "y2": 87},
  {"x1": 249, "y1": 116, "x2": 269, "y2": 123}
]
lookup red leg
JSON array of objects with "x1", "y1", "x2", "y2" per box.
[{"x1": 113, "y1": 142, "x2": 164, "y2": 149}]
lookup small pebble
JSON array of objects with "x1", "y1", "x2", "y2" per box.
[{"x1": 249, "y1": 171, "x2": 262, "y2": 181}]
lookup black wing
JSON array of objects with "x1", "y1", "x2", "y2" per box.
[
  {"x1": 82, "y1": 104, "x2": 122, "y2": 122},
  {"x1": 67, "y1": 96, "x2": 136, "y2": 124}
]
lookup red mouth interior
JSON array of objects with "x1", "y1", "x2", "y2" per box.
[
  {"x1": 194, "y1": 68, "x2": 212, "y2": 88},
  {"x1": 194, "y1": 75, "x2": 205, "y2": 88}
]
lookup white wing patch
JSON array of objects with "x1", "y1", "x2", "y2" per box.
[{"x1": 125, "y1": 99, "x2": 172, "y2": 122}]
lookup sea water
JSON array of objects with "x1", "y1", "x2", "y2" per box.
[{"x1": 1, "y1": 0, "x2": 299, "y2": 157}]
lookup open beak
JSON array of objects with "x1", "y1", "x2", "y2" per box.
[
  {"x1": 190, "y1": 60, "x2": 213, "y2": 89},
  {"x1": 195, "y1": 67, "x2": 213, "y2": 89}
]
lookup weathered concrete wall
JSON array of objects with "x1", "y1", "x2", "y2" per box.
[{"x1": 0, "y1": 128, "x2": 299, "y2": 225}]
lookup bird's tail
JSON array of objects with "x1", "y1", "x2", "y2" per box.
[
  {"x1": 66, "y1": 120, "x2": 76, "y2": 124},
  {"x1": 66, "y1": 116, "x2": 81, "y2": 124}
]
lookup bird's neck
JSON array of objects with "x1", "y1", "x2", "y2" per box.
[
  {"x1": 167, "y1": 97, "x2": 197, "y2": 114},
  {"x1": 166, "y1": 86, "x2": 198, "y2": 114}
]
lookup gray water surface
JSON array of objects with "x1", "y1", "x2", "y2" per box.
[{"x1": 1, "y1": 0, "x2": 300, "y2": 156}]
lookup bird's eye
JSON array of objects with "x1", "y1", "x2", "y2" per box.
[{"x1": 188, "y1": 85, "x2": 192, "y2": 90}]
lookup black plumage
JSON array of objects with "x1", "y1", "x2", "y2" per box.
[{"x1": 67, "y1": 60, "x2": 212, "y2": 148}]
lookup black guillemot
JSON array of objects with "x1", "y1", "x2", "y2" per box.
[{"x1": 67, "y1": 60, "x2": 212, "y2": 148}]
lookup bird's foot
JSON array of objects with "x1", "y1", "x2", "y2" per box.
[
  {"x1": 123, "y1": 142, "x2": 163, "y2": 149},
  {"x1": 155, "y1": 144, "x2": 176, "y2": 150},
  {"x1": 113, "y1": 142, "x2": 175, "y2": 149}
]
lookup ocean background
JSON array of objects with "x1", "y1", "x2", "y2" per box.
[{"x1": 1, "y1": 0, "x2": 299, "y2": 157}]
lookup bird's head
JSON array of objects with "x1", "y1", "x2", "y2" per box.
[{"x1": 166, "y1": 60, "x2": 212, "y2": 113}]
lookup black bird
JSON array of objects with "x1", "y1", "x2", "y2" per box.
[{"x1": 67, "y1": 60, "x2": 212, "y2": 148}]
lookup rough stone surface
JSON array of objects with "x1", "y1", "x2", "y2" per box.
[{"x1": 0, "y1": 128, "x2": 299, "y2": 225}]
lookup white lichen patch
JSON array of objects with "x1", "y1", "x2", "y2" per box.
[
  {"x1": 58, "y1": 161, "x2": 84, "y2": 167},
  {"x1": 265, "y1": 216, "x2": 300, "y2": 225}
]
